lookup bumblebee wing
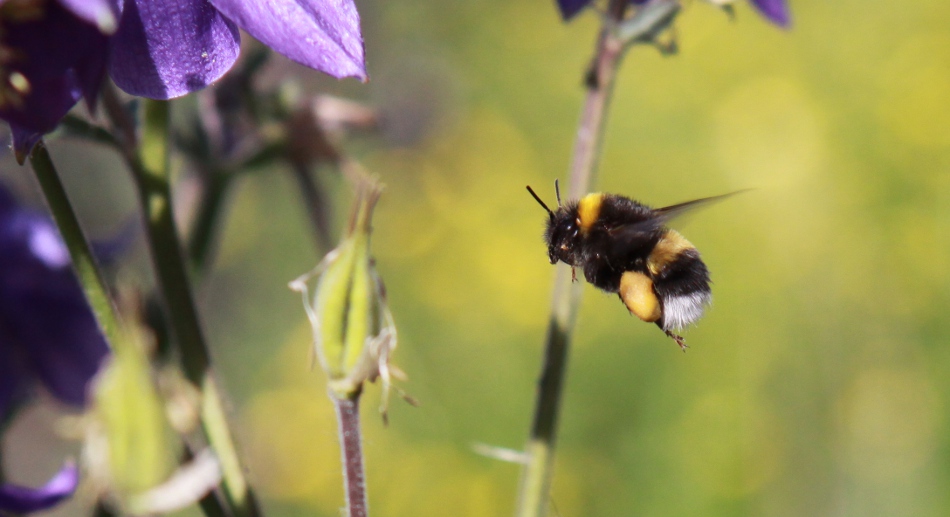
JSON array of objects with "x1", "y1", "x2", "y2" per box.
[
  {"x1": 605, "y1": 221, "x2": 663, "y2": 258},
  {"x1": 653, "y1": 190, "x2": 749, "y2": 224},
  {"x1": 605, "y1": 190, "x2": 748, "y2": 258}
]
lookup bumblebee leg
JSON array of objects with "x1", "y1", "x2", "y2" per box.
[
  {"x1": 618, "y1": 271, "x2": 661, "y2": 323},
  {"x1": 664, "y1": 329, "x2": 688, "y2": 352},
  {"x1": 571, "y1": 267, "x2": 577, "y2": 283}
]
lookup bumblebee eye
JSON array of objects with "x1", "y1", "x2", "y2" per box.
[{"x1": 560, "y1": 244, "x2": 569, "y2": 251}]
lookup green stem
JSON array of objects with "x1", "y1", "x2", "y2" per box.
[
  {"x1": 515, "y1": 2, "x2": 630, "y2": 516},
  {"x1": 187, "y1": 168, "x2": 232, "y2": 274},
  {"x1": 105, "y1": 93, "x2": 260, "y2": 517},
  {"x1": 28, "y1": 142, "x2": 123, "y2": 350},
  {"x1": 133, "y1": 100, "x2": 212, "y2": 381}
]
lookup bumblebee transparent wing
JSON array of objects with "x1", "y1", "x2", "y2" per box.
[
  {"x1": 606, "y1": 190, "x2": 748, "y2": 257},
  {"x1": 652, "y1": 189, "x2": 749, "y2": 224}
]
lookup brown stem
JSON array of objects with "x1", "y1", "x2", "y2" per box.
[
  {"x1": 334, "y1": 396, "x2": 368, "y2": 517},
  {"x1": 289, "y1": 161, "x2": 333, "y2": 253},
  {"x1": 516, "y1": 2, "x2": 631, "y2": 516},
  {"x1": 569, "y1": 27, "x2": 625, "y2": 197}
]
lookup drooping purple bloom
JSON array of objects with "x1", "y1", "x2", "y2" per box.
[
  {"x1": 555, "y1": 0, "x2": 791, "y2": 28},
  {"x1": 0, "y1": 183, "x2": 109, "y2": 418},
  {"x1": 0, "y1": 462, "x2": 80, "y2": 514},
  {"x1": 0, "y1": 184, "x2": 106, "y2": 513},
  {"x1": 749, "y1": 0, "x2": 790, "y2": 27},
  {"x1": 0, "y1": 0, "x2": 366, "y2": 157},
  {"x1": 556, "y1": 0, "x2": 594, "y2": 21},
  {"x1": 0, "y1": 1, "x2": 111, "y2": 158}
]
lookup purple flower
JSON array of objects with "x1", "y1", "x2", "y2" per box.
[
  {"x1": 0, "y1": 0, "x2": 111, "y2": 157},
  {"x1": 0, "y1": 183, "x2": 109, "y2": 419},
  {"x1": 0, "y1": 462, "x2": 80, "y2": 514},
  {"x1": 749, "y1": 0, "x2": 790, "y2": 27},
  {"x1": 0, "y1": 0, "x2": 366, "y2": 156},
  {"x1": 0, "y1": 184, "x2": 108, "y2": 512},
  {"x1": 556, "y1": 0, "x2": 791, "y2": 28}
]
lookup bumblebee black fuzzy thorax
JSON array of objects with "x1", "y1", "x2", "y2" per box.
[{"x1": 528, "y1": 183, "x2": 727, "y2": 350}]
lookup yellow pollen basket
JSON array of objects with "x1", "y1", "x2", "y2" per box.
[{"x1": 619, "y1": 271, "x2": 661, "y2": 322}]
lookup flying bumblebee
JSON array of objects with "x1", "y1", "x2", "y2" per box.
[{"x1": 527, "y1": 181, "x2": 738, "y2": 350}]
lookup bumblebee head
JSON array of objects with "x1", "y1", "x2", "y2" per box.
[
  {"x1": 527, "y1": 181, "x2": 579, "y2": 266},
  {"x1": 545, "y1": 212, "x2": 579, "y2": 265}
]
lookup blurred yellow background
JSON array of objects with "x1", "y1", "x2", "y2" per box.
[{"x1": 6, "y1": 0, "x2": 950, "y2": 516}]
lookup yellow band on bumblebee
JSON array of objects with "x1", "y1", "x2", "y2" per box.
[
  {"x1": 576, "y1": 193, "x2": 604, "y2": 234},
  {"x1": 646, "y1": 230, "x2": 694, "y2": 276}
]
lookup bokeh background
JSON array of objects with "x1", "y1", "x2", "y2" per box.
[{"x1": 5, "y1": 0, "x2": 950, "y2": 516}]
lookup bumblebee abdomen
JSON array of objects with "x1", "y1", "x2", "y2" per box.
[{"x1": 648, "y1": 230, "x2": 712, "y2": 331}]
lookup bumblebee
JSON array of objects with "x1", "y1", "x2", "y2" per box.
[{"x1": 527, "y1": 181, "x2": 736, "y2": 350}]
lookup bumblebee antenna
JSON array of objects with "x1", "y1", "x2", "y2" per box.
[
  {"x1": 526, "y1": 185, "x2": 554, "y2": 220},
  {"x1": 554, "y1": 179, "x2": 562, "y2": 207}
]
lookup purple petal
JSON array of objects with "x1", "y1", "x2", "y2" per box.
[
  {"x1": 750, "y1": 0, "x2": 790, "y2": 27},
  {"x1": 0, "y1": 205, "x2": 109, "y2": 408},
  {"x1": 208, "y1": 0, "x2": 366, "y2": 80},
  {"x1": 109, "y1": 0, "x2": 241, "y2": 99},
  {"x1": 0, "y1": 185, "x2": 14, "y2": 214},
  {"x1": 0, "y1": 341, "x2": 24, "y2": 420},
  {"x1": 56, "y1": 0, "x2": 121, "y2": 33},
  {"x1": 0, "y1": 73, "x2": 82, "y2": 135},
  {"x1": 556, "y1": 0, "x2": 593, "y2": 21},
  {"x1": 0, "y1": 462, "x2": 79, "y2": 514},
  {"x1": 10, "y1": 125, "x2": 45, "y2": 164},
  {"x1": 0, "y1": 2, "x2": 108, "y2": 136}
]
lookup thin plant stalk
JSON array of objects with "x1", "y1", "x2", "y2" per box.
[
  {"x1": 187, "y1": 168, "x2": 232, "y2": 274},
  {"x1": 28, "y1": 141, "x2": 124, "y2": 350},
  {"x1": 334, "y1": 396, "x2": 368, "y2": 517},
  {"x1": 289, "y1": 160, "x2": 333, "y2": 253},
  {"x1": 100, "y1": 86, "x2": 261, "y2": 517},
  {"x1": 516, "y1": 1, "x2": 634, "y2": 515}
]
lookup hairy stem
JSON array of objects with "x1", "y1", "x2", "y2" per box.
[
  {"x1": 516, "y1": 2, "x2": 631, "y2": 516},
  {"x1": 334, "y1": 396, "x2": 368, "y2": 517}
]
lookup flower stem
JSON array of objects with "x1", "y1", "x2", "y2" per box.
[
  {"x1": 289, "y1": 161, "x2": 332, "y2": 253},
  {"x1": 102, "y1": 90, "x2": 260, "y2": 517},
  {"x1": 333, "y1": 395, "x2": 368, "y2": 517},
  {"x1": 515, "y1": 2, "x2": 631, "y2": 516},
  {"x1": 186, "y1": 168, "x2": 232, "y2": 274},
  {"x1": 28, "y1": 141, "x2": 123, "y2": 351},
  {"x1": 133, "y1": 99, "x2": 212, "y2": 382},
  {"x1": 139, "y1": 99, "x2": 259, "y2": 517}
]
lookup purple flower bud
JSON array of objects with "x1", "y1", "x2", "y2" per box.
[
  {"x1": 0, "y1": 462, "x2": 80, "y2": 514},
  {"x1": 750, "y1": 0, "x2": 790, "y2": 27},
  {"x1": 556, "y1": 0, "x2": 594, "y2": 21}
]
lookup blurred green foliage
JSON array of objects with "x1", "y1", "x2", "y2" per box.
[
  {"x1": 213, "y1": 1, "x2": 950, "y2": 516},
  {"x1": 7, "y1": 0, "x2": 950, "y2": 516}
]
